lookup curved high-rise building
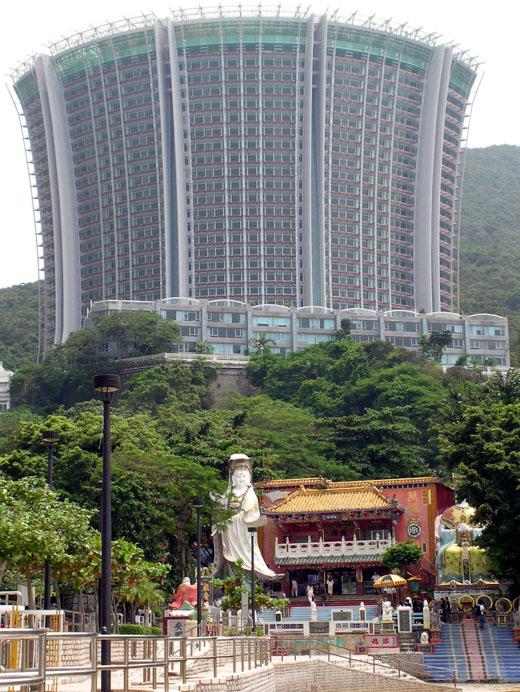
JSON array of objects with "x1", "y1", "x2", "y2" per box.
[{"x1": 12, "y1": 9, "x2": 477, "y2": 353}]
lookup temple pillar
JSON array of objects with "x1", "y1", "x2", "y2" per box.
[{"x1": 356, "y1": 568, "x2": 364, "y2": 595}]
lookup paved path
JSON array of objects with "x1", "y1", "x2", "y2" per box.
[{"x1": 459, "y1": 685, "x2": 520, "y2": 692}]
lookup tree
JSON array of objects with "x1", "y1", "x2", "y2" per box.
[
  {"x1": 420, "y1": 330, "x2": 453, "y2": 361},
  {"x1": 9, "y1": 311, "x2": 181, "y2": 412},
  {"x1": 0, "y1": 475, "x2": 95, "y2": 609},
  {"x1": 0, "y1": 282, "x2": 40, "y2": 369},
  {"x1": 211, "y1": 559, "x2": 288, "y2": 613},
  {"x1": 334, "y1": 318, "x2": 351, "y2": 340},
  {"x1": 381, "y1": 540, "x2": 423, "y2": 575},
  {"x1": 193, "y1": 341, "x2": 214, "y2": 354},
  {"x1": 436, "y1": 371, "x2": 520, "y2": 582},
  {"x1": 248, "y1": 332, "x2": 275, "y2": 355},
  {"x1": 322, "y1": 407, "x2": 430, "y2": 479}
]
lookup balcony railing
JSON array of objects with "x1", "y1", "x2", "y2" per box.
[{"x1": 275, "y1": 535, "x2": 394, "y2": 560}]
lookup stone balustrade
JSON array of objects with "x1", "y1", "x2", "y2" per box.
[{"x1": 275, "y1": 536, "x2": 394, "y2": 559}]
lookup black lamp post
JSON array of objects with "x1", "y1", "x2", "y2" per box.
[
  {"x1": 41, "y1": 430, "x2": 59, "y2": 612},
  {"x1": 192, "y1": 499, "x2": 204, "y2": 634},
  {"x1": 93, "y1": 373, "x2": 121, "y2": 692},
  {"x1": 248, "y1": 527, "x2": 257, "y2": 632}
]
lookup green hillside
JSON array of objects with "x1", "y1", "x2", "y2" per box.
[
  {"x1": 0, "y1": 282, "x2": 40, "y2": 370},
  {"x1": 458, "y1": 145, "x2": 520, "y2": 363}
]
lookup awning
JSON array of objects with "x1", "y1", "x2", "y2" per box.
[{"x1": 373, "y1": 573, "x2": 407, "y2": 588}]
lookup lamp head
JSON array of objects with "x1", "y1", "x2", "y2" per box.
[
  {"x1": 41, "y1": 430, "x2": 60, "y2": 444},
  {"x1": 93, "y1": 373, "x2": 121, "y2": 401}
]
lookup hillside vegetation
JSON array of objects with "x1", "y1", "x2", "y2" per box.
[
  {"x1": 459, "y1": 145, "x2": 520, "y2": 363},
  {"x1": 0, "y1": 282, "x2": 40, "y2": 370}
]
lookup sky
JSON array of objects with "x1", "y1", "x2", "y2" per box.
[{"x1": 1, "y1": 0, "x2": 519, "y2": 290}]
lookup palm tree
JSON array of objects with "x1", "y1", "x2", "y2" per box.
[
  {"x1": 193, "y1": 340, "x2": 213, "y2": 354},
  {"x1": 248, "y1": 332, "x2": 275, "y2": 354},
  {"x1": 121, "y1": 580, "x2": 165, "y2": 626}
]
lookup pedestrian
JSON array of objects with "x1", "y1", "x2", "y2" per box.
[
  {"x1": 478, "y1": 602, "x2": 486, "y2": 629},
  {"x1": 440, "y1": 597, "x2": 447, "y2": 623},
  {"x1": 321, "y1": 593, "x2": 327, "y2": 607},
  {"x1": 306, "y1": 584, "x2": 314, "y2": 604}
]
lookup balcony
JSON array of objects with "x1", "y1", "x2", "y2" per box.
[{"x1": 274, "y1": 535, "x2": 394, "y2": 561}]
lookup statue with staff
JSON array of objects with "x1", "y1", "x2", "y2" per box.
[{"x1": 213, "y1": 454, "x2": 277, "y2": 579}]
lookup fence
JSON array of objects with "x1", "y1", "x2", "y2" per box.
[
  {"x1": 0, "y1": 628, "x2": 46, "y2": 691},
  {"x1": 0, "y1": 630, "x2": 270, "y2": 691}
]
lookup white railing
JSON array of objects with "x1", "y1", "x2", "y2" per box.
[{"x1": 275, "y1": 535, "x2": 394, "y2": 559}]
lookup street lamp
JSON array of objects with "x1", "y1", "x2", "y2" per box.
[
  {"x1": 41, "y1": 430, "x2": 59, "y2": 612},
  {"x1": 192, "y1": 499, "x2": 204, "y2": 634},
  {"x1": 93, "y1": 373, "x2": 121, "y2": 692},
  {"x1": 247, "y1": 515, "x2": 267, "y2": 634},
  {"x1": 247, "y1": 528, "x2": 257, "y2": 632}
]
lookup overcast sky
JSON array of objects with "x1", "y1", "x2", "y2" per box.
[{"x1": 1, "y1": 0, "x2": 519, "y2": 289}]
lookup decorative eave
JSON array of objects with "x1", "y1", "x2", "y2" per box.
[
  {"x1": 264, "y1": 484, "x2": 404, "y2": 520},
  {"x1": 256, "y1": 475, "x2": 443, "y2": 492}
]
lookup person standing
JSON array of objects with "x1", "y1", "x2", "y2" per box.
[
  {"x1": 306, "y1": 584, "x2": 314, "y2": 604},
  {"x1": 440, "y1": 597, "x2": 447, "y2": 623}
]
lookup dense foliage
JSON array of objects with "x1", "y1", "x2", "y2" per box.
[
  {"x1": 459, "y1": 145, "x2": 520, "y2": 363},
  {"x1": 9, "y1": 311, "x2": 180, "y2": 411},
  {"x1": 381, "y1": 540, "x2": 423, "y2": 575},
  {"x1": 436, "y1": 370, "x2": 520, "y2": 583},
  {"x1": 0, "y1": 282, "x2": 40, "y2": 369}
]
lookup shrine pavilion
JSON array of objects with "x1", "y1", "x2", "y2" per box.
[{"x1": 255, "y1": 476, "x2": 454, "y2": 600}]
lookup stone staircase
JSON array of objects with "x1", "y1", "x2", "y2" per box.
[{"x1": 424, "y1": 621, "x2": 520, "y2": 682}]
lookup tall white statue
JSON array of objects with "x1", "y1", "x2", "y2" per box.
[{"x1": 213, "y1": 454, "x2": 277, "y2": 579}]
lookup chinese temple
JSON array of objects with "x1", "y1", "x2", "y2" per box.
[{"x1": 255, "y1": 476, "x2": 454, "y2": 600}]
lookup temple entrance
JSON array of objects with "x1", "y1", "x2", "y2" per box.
[
  {"x1": 324, "y1": 569, "x2": 357, "y2": 595},
  {"x1": 289, "y1": 569, "x2": 320, "y2": 598}
]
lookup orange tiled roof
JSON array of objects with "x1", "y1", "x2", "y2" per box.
[{"x1": 265, "y1": 483, "x2": 402, "y2": 515}]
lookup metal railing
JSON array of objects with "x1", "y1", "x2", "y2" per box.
[
  {"x1": 0, "y1": 628, "x2": 46, "y2": 691},
  {"x1": 0, "y1": 629, "x2": 271, "y2": 691},
  {"x1": 271, "y1": 636, "x2": 459, "y2": 688}
]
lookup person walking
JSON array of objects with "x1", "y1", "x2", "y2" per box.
[{"x1": 478, "y1": 602, "x2": 486, "y2": 629}]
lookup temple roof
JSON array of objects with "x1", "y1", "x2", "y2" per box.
[
  {"x1": 256, "y1": 476, "x2": 441, "y2": 490},
  {"x1": 264, "y1": 483, "x2": 402, "y2": 515},
  {"x1": 255, "y1": 477, "x2": 327, "y2": 489}
]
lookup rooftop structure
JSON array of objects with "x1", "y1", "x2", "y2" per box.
[
  {"x1": 11, "y1": 8, "x2": 478, "y2": 355},
  {"x1": 87, "y1": 299, "x2": 510, "y2": 368},
  {"x1": 0, "y1": 363, "x2": 13, "y2": 413},
  {"x1": 257, "y1": 474, "x2": 455, "y2": 594}
]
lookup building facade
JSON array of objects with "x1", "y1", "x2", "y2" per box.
[
  {"x1": 87, "y1": 299, "x2": 510, "y2": 369},
  {"x1": 12, "y1": 9, "x2": 478, "y2": 354},
  {"x1": 0, "y1": 363, "x2": 13, "y2": 412},
  {"x1": 256, "y1": 476, "x2": 454, "y2": 598}
]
